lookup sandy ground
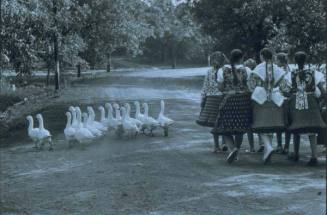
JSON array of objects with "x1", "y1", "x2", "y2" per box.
[{"x1": 0, "y1": 68, "x2": 326, "y2": 215}]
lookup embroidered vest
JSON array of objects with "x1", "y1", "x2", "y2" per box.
[
  {"x1": 222, "y1": 66, "x2": 248, "y2": 92},
  {"x1": 291, "y1": 69, "x2": 315, "y2": 110}
]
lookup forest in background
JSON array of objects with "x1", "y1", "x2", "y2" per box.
[{"x1": 0, "y1": 0, "x2": 326, "y2": 89}]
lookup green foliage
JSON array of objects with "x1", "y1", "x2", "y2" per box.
[
  {"x1": 191, "y1": 0, "x2": 326, "y2": 63},
  {"x1": 140, "y1": 0, "x2": 214, "y2": 66}
]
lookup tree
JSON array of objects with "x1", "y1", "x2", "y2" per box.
[
  {"x1": 140, "y1": 0, "x2": 211, "y2": 67},
  {"x1": 81, "y1": 0, "x2": 153, "y2": 71},
  {"x1": 191, "y1": 0, "x2": 326, "y2": 62}
]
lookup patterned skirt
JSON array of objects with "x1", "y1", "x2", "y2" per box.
[
  {"x1": 252, "y1": 100, "x2": 288, "y2": 133},
  {"x1": 288, "y1": 94, "x2": 326, "y2": 134},
  {"x1": 211, "y1": 93, "x2": 252, "y2": 135},
  {"x1": 196, "y1": 95, "x2": 224, "y2": 127}
]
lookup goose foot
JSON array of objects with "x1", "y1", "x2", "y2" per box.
[
  {"x1": 40, "y1": 142, "x2": 45, "y2": 150},
  {"x1": 33, "y1": 141, "x2": 40, "y2": 149},
  {"x1": 48, "y1": 141, "x2": 53, "y2": 151}
]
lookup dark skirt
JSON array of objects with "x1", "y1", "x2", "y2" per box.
[
  {"x1": 212, "y1": 93, "x2": 252, "y2": 135},
  {"x1": 288, "y1": 94, "x2": 326, "y2": 134},
  {"x1": 318, "y1": 107, "x2": 327, "y2": 145},
  {"x1": 196, "y1": 95, "x2": 224, "y2": 127},
  {"x1": 252, "y1": 100, "x2": 288, "y2": 133}
]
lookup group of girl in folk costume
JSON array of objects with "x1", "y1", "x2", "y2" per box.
[{"x1": 197, "y1": 48, "x2": 326, "y2": 166}]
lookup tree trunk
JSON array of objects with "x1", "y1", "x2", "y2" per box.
[
  {"x1": 46, "y1": 45, "x2": 51, "y2": 86},
  {"x1": 325, "y1": 0, "x2": 327, "y2": 103},
  {"x1": 53, "y1": 34, "x2": 59, "y2": 90},
  {"x1": 46, "y1": 67, "x2": 50, "y2": 86},
  {"x1": 0, "y1": 0, "x2": 3, "y2": 83},
  {"x1": 106, "y1": 53, "x2": 111, "y2": 73},
  {"x1": 53, "y1": 0, "x2": 59, "y2": 90},
  {"x1": 171, "y1": 43, "x2": 177, "y2": 69},
  {"x1": 77, "y1": 63, "x2": 81, "y2": 77}
]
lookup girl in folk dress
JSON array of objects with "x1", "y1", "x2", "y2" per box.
[
  {"x1": 318, "y1": 66, "x2": 327, "y2": 148},
  {"x1": 276, "y1": 52, "x2": 292, "y2": 154},
  {"x1": 248, "y1": 48, "x2": 288, "y2": 164},
  {"x1": 213, "y1": 49, "x2": 252, "y2": 163},
  {"x1": 197, "y1": 51, "x2": 229, "y2": 152},
  {"x1": 285, "y1": 51, "x2": 326, "y2": 165}
]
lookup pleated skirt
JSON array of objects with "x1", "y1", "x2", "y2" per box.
[
  {"x1": 196, "y1": 95, "x2": 224, "y2": 127},
  {"x1": 212, "y1": 93, "x2": 252, "y2": 135},
  {"x1": 252, "y1": 100, "x2": 288, "y2": 133},
  {"x1": 288, "y1": 94, "x2": 326, "y2": 134},
  {"x1": 318, "y1": 107, "x2": 327, "y2": 145}
]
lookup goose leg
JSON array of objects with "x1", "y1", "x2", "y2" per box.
[
  {"x1": 33, "y1": 140, "x2": 39, "y2": 149},
  {"x1": 40, "y1": 141, "x2": 45, "y2": 150},
  {"x1": 150, "y1": 129, "x2": 154, "y2": 137},
  {"x1": 67, "y1": 140, "x2": 72, "y2": 149},
  {"x1": 48, "y1": 139, "x2": 53, "y2": 151},
  {"x1": 164, "y1": 127, "x2": 169, "y2": 137}
]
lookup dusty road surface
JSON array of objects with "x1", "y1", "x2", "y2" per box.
[{"x1": 1, "y1": 68, "x2": 326, "y2": 215}]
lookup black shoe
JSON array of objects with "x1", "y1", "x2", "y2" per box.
[
  {"x1": 226, "y1": 149, "x2": 238, "y2": 164},
  {"x1": 275, "y1": 146, "x2": 283, "y2": 154},
  {"x1": 222, "y1": 145, "x2": 228, "y2": 152},
  {"x1": 288, "y1": 153, "x2": 299, "y2": 162},
  {"x1": 307, "y1": 158, "x2": 318, "y2": 166},
  {"x1": 257, "y1": 146, "x2": 264, "y2": 153},
  {"x1": 282, "y1": 148, "x2": 289, "y2": 155}
]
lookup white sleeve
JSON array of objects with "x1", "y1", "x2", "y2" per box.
[
  {"x1": 315, "y1": 71, "x2": 325, "y2": 86},
  {"x1": 245, "y1": 67, "x2": 252, "y2": 77},
  {"x1": 284, "y1": 72, "x2": 292, "y2": 86},
  {"x1": 217, "y1": 68, "x2": 224, "y2": 83}
]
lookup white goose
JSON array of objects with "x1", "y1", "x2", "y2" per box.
[
  {"x1": 36, "y1": 113, "x2": 53, "y2": 150},
  {"x1": 74, "y1": 111, "x2": 95, "y2": 143},
  {"x1": 124, "y1": 103, "x2": 143, "y2": 129},
  {"x1": 87, "y1": 106, "x2": 108, "y2": 132},
  {"x1": 69, "y1": 106, "x2": 79, "y2": 129},
  {"x1": 26, "y1": 115, "x2": 41, "y2": 148},
  {"x1": 142, "y1": 102, "x2": 159, "y2": 136},
  {"x1": 112, "y1": 103, "x2": 122, "y2": 122},
  {"x1": 134, "y1": 101, "x2": 144, "y2": 121},
  {"x1": 157, "y1": 100, "x2": 174, "y2": 136},
  {"x1": 85, "y1": 111, "x2": 103, "y2": 137},
  {"x1": 105, "y1": 103, "x2": 119, "y2": 130},
  {"x1": 98, "y1": 106, "x2": 109, "y2": 127},
  {"x1": 121, "y1": 107, "x2": 139, "y2": 138},
  {"x1": 112, "y1": 103, "x2": 124, "y2": 137},
  {"x1": 75, "y1": 107, "x2": 102, "y2": 138},
  {"x1": 64, "y1": 112, "x2": 76, "y2": 145}
]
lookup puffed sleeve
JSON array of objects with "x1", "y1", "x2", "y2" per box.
[
  {"x1": 245, "y1": 67, "x2": 252, "y2": 78},
  {"x1": 279, "y1": 72, "x2": 292, "y2": 95},
  {"x1": 315, "y1": 71, "x2": 326, "y2": 87},
  {"x1": 247, "y1": 73, "x2": 263, "y2": 92},
  {"x1": 217, "y1": 68, "x2": 224, "y2": 83},
  {"x1": 315, "y1": 70, "x2": 326, "y2": 97}
]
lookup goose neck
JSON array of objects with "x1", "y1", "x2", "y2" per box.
[
  {"x1": 107, "y1": 107, "x2": 114, "y2": 119},
  {"x1": 72, "y1": 111, "x2": 77, "y2": 124},
  {"x1": 160, "y1": 102, "x2": 165, "y2": 115},
  {"x1": 27, "y1": 118, "x2": 33, "y2": 132},
  {"x1": 38, "y1": 117, "x2": 44, "y2": 129},
  {"x1": 100, "y1": 108, "x2": 105, "y2": 121},
  {"x1": 66, "y1": 114, "x2": 72, "y2": 129},
  {"x1": 144, "y1": 105, "x2": 149, "y2": 117}
]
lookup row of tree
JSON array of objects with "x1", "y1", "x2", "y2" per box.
[
  {"x1": 0, "y1": 0, "x2": 326, "y2": 90},
  {"x1": 0, "y1": 0, "x2": 212, "y2": 90},
  {"x1": 190, "y1": 0, "x2": 326, "y2": 64}
]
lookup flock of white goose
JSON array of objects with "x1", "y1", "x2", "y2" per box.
[{"x1": 26, "y1": 100, "x2": 174, "y2": 150}]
